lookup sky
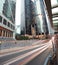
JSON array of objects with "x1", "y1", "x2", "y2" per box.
[
  {"x1": 0, "y1": 0, "x2": 16, "y2": 13},
  {"x1": 0, "y1": 0, "x2": 5, "y2": 13},
  {"x1": 15, "y1": 0, "x2": 21, "y2": 33},
  {"x1": 16, "y1": 0, "x2": 21, "y2": 25}
]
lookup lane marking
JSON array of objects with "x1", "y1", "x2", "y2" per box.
[
  {"x1": 19, "y1": 44, "x2": 51, "y2": 65},
  {"x1": 3, "y1": 43, "x2": 51, "y2": 65},
  {"x1": 0, "y1": 43, "x2": 48, "y2": 57}
]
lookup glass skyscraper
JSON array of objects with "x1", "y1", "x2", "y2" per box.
[
  {"x1": 21, "y1": 0, "x2": 54, "y2": 35},
  {"x1": 0, "y1": 0, "x2": 16, "y2": 38},
  {"x1": 3, "y1": 0, "x2": 16, "y2": 23},
  {"x1": 21, "y1": 0, "x2": 41, "y2": 35}
]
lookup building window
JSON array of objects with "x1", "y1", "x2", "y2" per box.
[
  {"x1": 13, "y1": 26, "x2": 15, "y2": 30},
  {"x1": 0, "y1": 16, "x2": 2, "y2": 23},
  {"x1": 8, "y1": 22, "x2": 10, "y2": 27},
  {"x1": 3, "y1": 19, "x2": 7, "y2": 25},
  {"x1": 11, "y1": 24, "x2": 12, "y2": 29}
]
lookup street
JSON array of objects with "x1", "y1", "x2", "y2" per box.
[
  {"x1": 0, "y1": 40, "x2": 53, "y2": 65},
  {"x1": 0, "y1": 0, "x2": 58, "y2": 65}
]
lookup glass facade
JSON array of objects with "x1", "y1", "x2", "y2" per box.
[
  {"x1": 22, "y1": 0, "x2": 50, "y2": 35},
  {"x1": 25, "y1": 0, "x2": 32, "y2": 34},
  {"x1": 0, "y1": 0, "x2": 16, "y2": 38},
  {"x1": 3, "y1": 0, "x2": 16, "y2": 23}
]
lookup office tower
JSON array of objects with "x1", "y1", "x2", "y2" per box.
[
  {"x1": 0, "y1": 0, "x2": 16, "y2": 38},
  {"x1": 21, "y1": 0, "x2": 32, "y2": 35},
  {"x1": 3, "y1": 0, "x2": 16, "y2": 23},
  {"x1": 21, "y1": 0, "x2": 41, "y2": 35},
  {"x1": 39, "y1": 0, "x2": 49, "y2": 34}
]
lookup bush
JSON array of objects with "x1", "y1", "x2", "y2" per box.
[
  {"x1": 15, "y1": 34, "x2": 29, "y2": 40},
  {"x1": 19, "y1": 36, "x2": 29, "y2": 40}
]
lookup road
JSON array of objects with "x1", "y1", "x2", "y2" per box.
[
  {"x1": 0, "y1": 40, "x2": 53, "y2": 65},
  {"x1": 26, "y1": 48, "x2": 51, "y2": 65}
]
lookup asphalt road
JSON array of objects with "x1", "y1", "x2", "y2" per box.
[
  {"x1": 26, "y1": 48, "x2": 51, "y2": 65},
  {"x1": 0, "y1": 40, "x2": 52, "y2": 65},
  {"x1": 0, "y1": 45, "x2": 42, "y2": 65}
]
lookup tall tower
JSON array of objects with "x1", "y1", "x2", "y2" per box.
[
  {"x1": 0, "y1": 0, "x2": 16, "y2": 38},
  {"x1": 25, "y1": 0, "x2": 32, "y2": 35},
  {"x1": 3, "y1": 0, "x2": 16, "y2": 23},
  {"x1": 39, "y1": 0, "x2": 49, "y2": 34},
  {"x1": 21, "y1": 0, "x2": 41, "y2": 35}
]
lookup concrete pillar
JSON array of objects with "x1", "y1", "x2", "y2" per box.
[
  {"x1": 5, "y1": 31, "x2": 6, "y2": 37},
  {"x1": 13, "y1": 32, "x2": 15, "y2": 39},
  {"x1": 7, "y1": 31, "x2": 8, "y2": 37},
  {"x1": 2, "y1": 30, "x2": 3, "y2": 37},
  {"x1": 6, "y1": 31, "x2": 7, "y2": 37},
  {"x1": 8, "y1": 32, "x2": 10, "y2": 37}
]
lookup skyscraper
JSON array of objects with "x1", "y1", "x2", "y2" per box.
[
  {"x1": 21, "y1": 0, "x2": 32, "y2": 35},
  {"x1": 3, "y1": 0, "x2": 16, "y2": 23},
  {"x1": 21, "y1": 0, "x2": 41, "y2": 35},
  {"x1": 0, "y1": 0, "x2": 16, "y2": 38},
  {"x1": 39, "y1": 0, "x2": 49, "y2": 34}
]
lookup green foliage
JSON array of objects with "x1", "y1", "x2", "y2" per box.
[
  {"x1": 15, "y1": 33, "x2": 29, "y2": 40},
  {"x1": 19, "y1": 36, "x2": 29, "y2": 40}
]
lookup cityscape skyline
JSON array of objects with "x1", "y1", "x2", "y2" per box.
[{"x1": 0, "y1": 0, "x2": 57, "y2": 34}]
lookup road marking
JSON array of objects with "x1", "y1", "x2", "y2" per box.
[
  {"x1": 3, "y1": 43, "x2": 51, "y2": 65},
  {"x1": 19, "y1": 44, "x2": 51, "y2": 65},
  {"x1": 0, "y1": 43, "x2": 47, "y2": 57}
]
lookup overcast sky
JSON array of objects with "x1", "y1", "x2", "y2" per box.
[
  {"x1": 15, "y1": 0, "x2": 21, "y2": 33},
  {"x1": 16, "y1": 0, "x2": 21, "y2": 25}
]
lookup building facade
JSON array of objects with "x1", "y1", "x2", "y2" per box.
[
  {"x1": 21, "y1": 0, "x2": 32, "y2": 35},
  {"x1": 0, "y1": 0, "x2": 16, "y2": 38},
  {"x1": 21, "y1": 0, "x2": 41, "y2": 35},
  {"x1": 51, "y1": 0, "x2": 58, "y2": 33},
  {"x1": 21, "y1": 0, "x2": 53, "y2": 35}
]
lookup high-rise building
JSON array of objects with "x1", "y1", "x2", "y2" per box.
[
  {"x1": 25, "y1": 0, "x2": 32, "y2": 34},
  {"x1": 3, "y1": 0, "x2": 16, "y2": 23},
  {"x1": 0, "y1": 0, "x2": 16, "y2": 38},
  {"x1": 21, "y1": 0, "x2": 53, "y2": 35},
  {"x1": 21, "y1": 0, "x2": 26, "y2": 35},
  {"x1": 21, "y1": 0, "x2": 41, "y2": 35},
  {"x1": 39, "y1": 0, "x2": 49, "y2": 34},
  {"x1": 21, "y1": 0, "x2": 32, "y2": 35}
]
